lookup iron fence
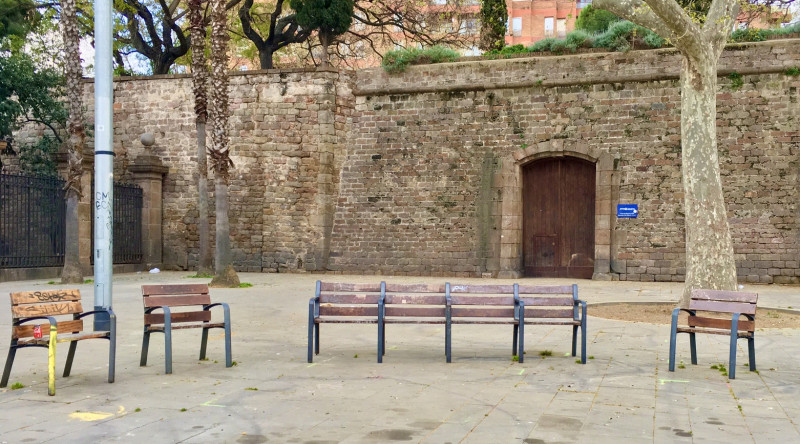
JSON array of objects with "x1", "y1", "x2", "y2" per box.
[
  {"x1": 1, "y1": 173, "x2": 143, "y2": 268},
  {"x1": 0, "y1": 174, "x2": 66, "y2": 268},
  {"x1": 91, "y1": 182, "x2": 143, "y2": 265}
]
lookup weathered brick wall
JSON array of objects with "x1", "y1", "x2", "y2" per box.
[
  {"x1": 5, "y1": 40, "x2": 797, "y2": 283},
  {"x1": 82, "y1": 69, "x2": 354, "y2": 272},
  {"x1": 329, "y1": 40, "x2": 799, "y2": 282}
]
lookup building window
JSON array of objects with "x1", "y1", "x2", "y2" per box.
[
  {"x1": 557, "y1": 18, "x2": 566, "y2": 38},
  {"x1": 544, "y1": 17, "x2": 554, "y2": 37},
  {"x1": 460, "y1": 18, "x2": 478, "y2": 35},
  {"x1": 512, "y1": 17, "x2": 522, "y2": 37}
]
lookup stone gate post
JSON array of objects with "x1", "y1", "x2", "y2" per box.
[{"x1": 130, "y1": 135, "x2": 168, "y2": 270}]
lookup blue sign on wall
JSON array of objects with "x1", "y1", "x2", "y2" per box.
[{"x1": 617, "y1": 204, "x2": 638, "y2": 218}]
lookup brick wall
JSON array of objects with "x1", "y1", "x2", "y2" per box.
[{"x1": 5, "y1": 40, "x2": 798, "y2": 283}]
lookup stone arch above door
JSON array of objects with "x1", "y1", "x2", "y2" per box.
[{"x1": 496, "y1": 140, "x2": 615, "y2": 279}]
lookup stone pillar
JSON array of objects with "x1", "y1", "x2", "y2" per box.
[{"x1": 130, "y1": 134, "x2": 168, "y2": 270}]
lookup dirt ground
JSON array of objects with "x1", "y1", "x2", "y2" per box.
[{"x1": 591, "y1": 303, "x2": 800, "y2": 329}]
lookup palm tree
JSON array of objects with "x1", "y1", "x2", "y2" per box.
[
  {"x1": 60, "y1": 0, "x2": 85, "y2": 284},
  {"x1": 188, "y1": 0, "x2": 213, "y2": 276},
  {"x1": 208, "y1": 0, "x2": 239, "y2": 287}
]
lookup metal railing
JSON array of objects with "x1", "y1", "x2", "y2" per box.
[
  {"x1": 91, "y1": 182, "x2": 143, "y2": 265},
  {"x1": 0, "y1": 174, "x2": 66, "y2": 268},
  {"x1": 1, "y1": 173, "x2": 143, "y2": 268}
]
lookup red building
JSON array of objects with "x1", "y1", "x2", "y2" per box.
[{"x1": 506, "y1": 0, "x2": 591, "y2": 45}]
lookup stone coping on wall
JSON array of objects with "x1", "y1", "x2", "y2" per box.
[
  {"x1": 80, "y1": 66, "x2": 352, "y2": 83},
  {"x1": 353, "y1": 39, "x2": 800, "y2": 96}
]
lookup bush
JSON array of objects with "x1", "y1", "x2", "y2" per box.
[
  {"x1": 730, "y1": 27, "x2": 770, "y2": 42},
  {"x1": 575, "y1": 5, "x2": 620, "y2": 34},
  {"x1": 528, "y1": 38, "x2": 559, "y2": 53},
  {"x1": 565, "y1": 30, "x2": 593, "y2": 49},
  {"x1": 643, "y1": 32, "x2": 666, "y2": 49},
  {"x1": 382, "y1": 46, "x2": 460, "y2": 73}
]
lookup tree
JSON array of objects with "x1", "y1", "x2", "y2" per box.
[
  {"x1": 208, "y1": 0, "x2": 239, "y2": 287},
  {"x1": 114, "y1": 0, "x2": 190, "y2": 74},
  {"x1": 0, "y1": 0, "x2": 39, "y2": 41},
  {"x1": 59, "y1": 0, "x2": 86, "y2": 283},
  {"x1": 188, "y1": 0, "x2": 213, "y2": 276},
  {"x1": 237, "y1": 0, "x2": 311, "y2": 69},
  {"x1": 593, "y1": 0, "x2": 739, "y2": 305},
  {"x1": 575, "y1": 5, "x2": 621, "y2": 33},
  {"x1": 479, "y1": 0, "x2": 507, "y2": 52},
  {"x1": 0, "y1": 55, "x2": 65, "y2": 142},
  {"x1": 290, "y1": 0, "x2": 354, "y2": 66}
]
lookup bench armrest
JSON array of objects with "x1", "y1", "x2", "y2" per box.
[
  {"x1": 16, "y1": 315, "x2": 59, "y2": 327},
  {"x1": 203, "y1": 302, "x2": 229, "y2": 311},
  {"x1": 574, "y1": 299, "x2": 587, "y2": 321}
]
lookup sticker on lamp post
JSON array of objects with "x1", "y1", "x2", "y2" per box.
[{"x1": 617, "y1": 204, "x2": 638, "y2": 218}]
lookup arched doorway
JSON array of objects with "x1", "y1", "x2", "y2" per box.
[{"x1": 522, "y1": 157, "x2": 595, "y2": 278}]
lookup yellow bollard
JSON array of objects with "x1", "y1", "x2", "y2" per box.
[{"x1": 48, "y1": 324, "x2": 57, "y2": 396}]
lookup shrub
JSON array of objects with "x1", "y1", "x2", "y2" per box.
[
  {"x1": 730, "y1": 27, "x2": 769, "y2": 42},
  {"x1": 382, "y1": 46, "x2": 460, "y2": 73},
  {"x1": 528, "y1": 38, "x2": 559, "y2": 53},
  {"x1": 575, "y1": 5, "x2": 621, "y2": 34},
  {"x1": 565, "y1": 30, "x2": 593, "y2": 49},
  {"x1": 643, "y1": 32, "x2": 666, "y2": 49}
]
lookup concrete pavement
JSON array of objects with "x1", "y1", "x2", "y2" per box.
[{"x1": 0, "y1": 272, "x2": 799, "y2": 443}]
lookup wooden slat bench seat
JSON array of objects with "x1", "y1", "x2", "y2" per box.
[
  {"x1": 1, "y1": 289, "x2": 116, "y2": 395},
  {"x1": 378, "y1": 283, "x2": 587, "y2": 363},
  {"x1": 141, "y1": 284, "x2": 232, "y2": 374},
  {"x1": 516, "y1": 284, "x2": 587, "y2": 364},
  {"x1": 307, "y1": 281, "x2": 384, "y2": 362},
  {"x1": 668, "y1": 289, "x2": 758, "y2": 379}
]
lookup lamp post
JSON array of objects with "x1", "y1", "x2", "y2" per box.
[{"x1": 93, "y1": 0, "x2": 114, "y2": 330}]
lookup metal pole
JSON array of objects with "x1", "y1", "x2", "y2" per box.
[{"x1": 93, "y1": 0, "x2": 114, "y2": 331}]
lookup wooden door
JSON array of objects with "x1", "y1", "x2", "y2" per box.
[{"x1": 523, "y1": 157, "x2": 595, "y2": 278}]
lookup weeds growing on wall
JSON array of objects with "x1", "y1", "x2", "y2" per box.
[
  {"x1": 382, "y1": 46, "x2": 460, "y2": 73},
  {"x1": 383, "y1": 22, "x2": 800, "y2": 73}
]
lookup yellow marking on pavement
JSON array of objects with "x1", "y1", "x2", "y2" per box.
[
  {"x1": 307, "y1": 363, "x2": 318, "y2": 368},
  {"x1": 519, "y1": 369, "x2": 525, "y2": 375},
  {"x1": 659, "y1": 379, "x2": 690, "y2": 384},
  {"x1": 70, "y1": 411, "x2": 114, "y2": 421},
  {"x1": 201, "y1": 399, "x2": 226, "y2": 407}
]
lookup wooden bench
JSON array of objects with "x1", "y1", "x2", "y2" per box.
[
  {"x1": 307, "y1": 281, "x2": 384, "y2": 363},
  {"x1": 378, "y1": 283, "x2": 586, "y2": 364},
  {"x1": 516, "y1": 284, "x2": 586, "y2": 364},
  {"x1": 1, "y1": 289, "x2": 115, "y2": 396},
  {"x1": 668, "y1": 288, "x2": 757, "y2": 379},
  {"x1": 141, "y1": 284, "x2": 232, "y2": 374}
]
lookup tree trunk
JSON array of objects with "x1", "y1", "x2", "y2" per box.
[
  {"x1": 259, "y1": 48, "x2": 274, "y2": 69},
  {"x1": 319, "y1": 32, "x2": 330, "y2": 67},
  {"x1": 61, "y1": 192, "x2": 83, "y2": 283},
  {"x1": 60, "y1": 0, "x2": 84, "y2": 284},
  {"x1": 209, "y1": 180, "x2": 239, "y2": 287},
  {"x1": 678, "y1": 55, "x2": 737, "y2": 306},
  {"x1": 197, "y1": 121, "x2": 213, "y2": 275}
]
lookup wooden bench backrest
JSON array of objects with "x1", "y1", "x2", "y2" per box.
[
  {"x1": 447, "y1": 284, "x2": 517, "y2": 318},
  {"x1": 384, "y1": 283, "x2": 447, "y2": 318},
  {"x1": 688, "y1": 289, "x2": 758, "y2": 331},
  {"x1": 317, "y1": 282, "x2": 384, "y2": 317},
  {"x1": 10, "y1": 289, "x2": 84, "y2": 339},
  {"x1": 142, "y1": 284, "x2": 213, "y2": 325},
  {"x1": 517, "y1": 285, "x2": 577, "y2": 319}
]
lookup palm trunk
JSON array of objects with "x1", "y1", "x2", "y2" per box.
[
  {"x1": 679, "y1": 55, "x2": 737, "y2": 306},
  {"x1": 60, "y1": 0, "x2": 85, "y2": 284},
  {"x1": 197, "y1": 121, "x2": 212, "y2": 275}
]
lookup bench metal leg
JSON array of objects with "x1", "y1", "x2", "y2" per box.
[
  {"x1": 108, "y1": 316, "x2": 116, "y2": 383},
  {"x1": 668, "y1": 309, "x2": 679, "y2": 372},
  {"x1": 689, "y1": 333, "x2": 697, "y2": 365},
  {"x1": 1, "y1": 342, "x2": 17, "y2": 388},
  {"x1": 63, "y1": 341, "x2": 78, "y2": 377},
  {"x1": 571, "y1": 325, "x2": 578, "y2": 357},
  {"x1": 377, "y1": 323, "x2": 384, "y2": 364},
  {"x1": 445, "y1": 322, "x2": 451, "y2": 363},
  {"x1": 747, "y1": 336, "x2": 756, "y2": 372},
  {"x1": 200, "y1": 328, "x2": 209, "y2": 361},
  {"x1": 141, "y1": 330, "x2": 151, "y2": 366},
  {"x1": 729, "y1": 333, "x2": 738, "y2": 380},
  {"x1": 165, "y1": 328, "x2": 173, "y2": 375},
  {"x1": 579, "y1": 320, "x2": 587, "y2": 364},
  {"x1": 223, "y1": 304, "x2": 232, "y2": 368},
  {"x1": 512, "y1": 325, "x2": 518, "y2": 357},
  {"x1": 518, "y1": 315, "x2": 525, "y2": 364}
]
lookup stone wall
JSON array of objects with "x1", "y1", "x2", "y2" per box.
[
  {"x1": 329, "y1": 40, "x2": 800, "y2": 282},
  {"x1": 4, "y1": 40, "x2": 798, "y2": 283},
  {"x1": 83, "y1": 68, "x2": 354, "y2": 273}
]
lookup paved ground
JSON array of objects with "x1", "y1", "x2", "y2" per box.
[{"x1": 0, "y1": 272, "x2": 799, "y2": 443}]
